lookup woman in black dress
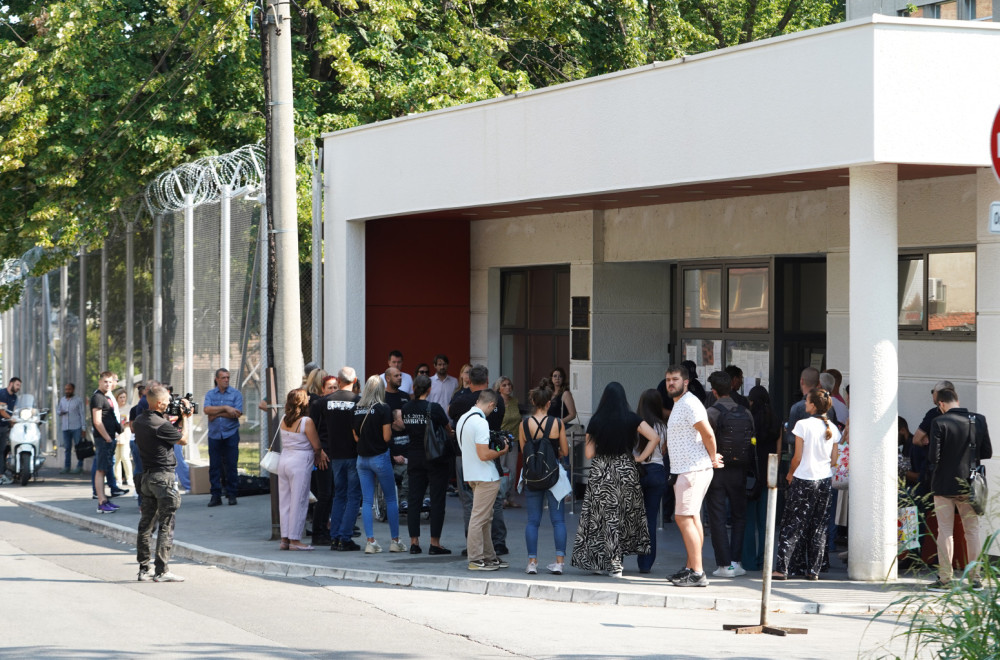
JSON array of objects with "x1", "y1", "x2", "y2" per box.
[{"x1": 571, "y1": 382, "x2": 656, "y2": 577}]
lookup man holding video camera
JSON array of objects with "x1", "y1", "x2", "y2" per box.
[
  {"x1": 134, "y1": 385, "x2": 191, "y2": 582},
  {"x1": 204, "y1": 368, "x2": 244, "y2": 507}
]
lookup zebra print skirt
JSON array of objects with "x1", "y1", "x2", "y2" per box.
[{"x1": 571, "y1": 453, "x2": 651, "y2": 573}]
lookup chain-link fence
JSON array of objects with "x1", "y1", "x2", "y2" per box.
[{"x1": 0, "y1": 143, "x2": 322, "y2": 480}]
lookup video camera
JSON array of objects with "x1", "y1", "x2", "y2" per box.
[{"x1": 166, "y1": 392, "x2": 198, "y2": 417}]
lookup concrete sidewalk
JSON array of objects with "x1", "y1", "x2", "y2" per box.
[{"x1": 0, "y1": 466, "x2": 924, "y2": 615}]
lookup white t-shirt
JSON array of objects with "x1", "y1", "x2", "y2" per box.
[
  {"x1": 666, "y1": 391, "x2": 712, "y2": 474},
  {"x1": 458, "y1": 408, "x2": 498, "y2": 482},
  {"x1": 791, "y1": 416, "x2": 840, "y2": 481}
]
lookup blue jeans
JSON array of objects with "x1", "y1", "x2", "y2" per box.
[
  {"x1": 91, "y1": 438, "x2": 119, "y2": 495},
  {"x1": 174, "y1": 443, "x2": 190, "y2": 490},
  {"x1": 62, "y1": 428, "x2": 83, "y2": 470},
  {"x1": 637, "y1": 463, "x2": 667, "y2": 573},
  {"x1": 330, "y1": 457, "x2": 362, "y2": 541},
  {"x1": 742, "y1": 496, "x2": 768, "y2": 570},
  {"x1": 208, "y1": 432, "x2": 240, "y2": 498},
  {"x1": 524, "y1": 487, "x2": 566, "y2": 559},
  {"x1": 357, "y1": 451, "x2": 399, "y2": 540}
]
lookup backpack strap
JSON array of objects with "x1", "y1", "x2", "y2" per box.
[{"x1": 543, "y1": 415, "x2": 556, "y2": 439}]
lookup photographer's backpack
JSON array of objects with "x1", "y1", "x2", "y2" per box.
[
  {"x1": 522, "y1": 416, "x2": 560, "y2": 491},
  {"x1": 712, "y1": 402, "x2": 754, "y2": 467}
]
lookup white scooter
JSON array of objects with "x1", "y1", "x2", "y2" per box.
[{"x1": 6, "y1": 393, "x2": 47, "y2": 486}]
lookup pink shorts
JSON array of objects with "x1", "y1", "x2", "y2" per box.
[{"x1": 674, "y1": 468, "x2": 713, "y2": 517}]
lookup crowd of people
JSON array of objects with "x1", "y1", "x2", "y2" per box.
[{"x1": 5, "y1": 347, "x2": 989, "y2": 591}]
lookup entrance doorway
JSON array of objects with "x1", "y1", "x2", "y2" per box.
[
  {"x1": 499, "y1": 266, "x2": 570, "y2": 402},
  {"x1": 773, "y1": 257, "x2": 827, "y2": 416}
]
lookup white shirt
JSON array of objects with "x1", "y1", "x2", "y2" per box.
[
  {"x1": 791, "y1": 416, "x2": 840, "y2": 481},
  {"x1": 380, "y1": 372, "x2": 413, "y2": 395},
  {"x1": 458, "y1": 408, "x2": 498, "y2": 482},
  {"x1": 666, "y1": 391, "x2": 712, "y2": 474},
  {"x1": 427, "y1": 373, "x2": 458, "y2": 409}
]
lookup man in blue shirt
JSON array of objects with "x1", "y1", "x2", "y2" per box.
[
  {"x1": 203, "y1": 368, "x2": 244, "y2": 506},
  {"x1": 0, "y1": 377, "x2": 21, "y2": 485}
]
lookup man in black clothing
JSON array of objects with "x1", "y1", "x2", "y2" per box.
[
  {"x1": 926, "y1": 389, "x2": 992, "y2": 592},
  {"x1": 133, "y1": 385, "x2": 189, "y2": 583},
  {"x1": 448, "y1": 364, "x2": 508, "y2": 555},
  {"x1": 384, "y1": 367, "x2": 411, "y2": 511},
  {"x1": 311, "y1": 366, "x2": 362, "y2": 551}
]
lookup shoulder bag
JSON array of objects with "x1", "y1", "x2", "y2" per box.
[
  {"x1": 423, "y1": 401, "x2": 449, "y2": 461},
  {"x1": 75, "y1": 434, "x2": 96, "y2": 461},
  {"x1": 967, "y1": 414, "x2": 988, "y2": 516},
  {"x1": 259, "y1": 424, "x2": 282, "y2": 473}
]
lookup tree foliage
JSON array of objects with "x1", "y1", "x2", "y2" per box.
[{"x1": 0, "y1": 0, "x2": 843, "y2": 307}]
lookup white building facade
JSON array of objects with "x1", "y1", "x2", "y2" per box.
[{"x1": 322, "y1": 16, "x2": 1000, "y2": 578}]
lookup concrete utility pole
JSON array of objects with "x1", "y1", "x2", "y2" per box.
[{"x1": 266, "y1": 0, "x2": 304, "y2": 397}]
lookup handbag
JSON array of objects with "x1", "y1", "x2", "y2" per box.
[
  {"x1": 423, "y1": 401, "x2": 449, "y2": 461},
  {"x1": 75, "y1": 436, "x2": 95, "y2": 460},
  {"x1": 966, "y1": 414, "x2": 988, "y2": 516},
  {"x1": 259, "y1": 425, "x2": 281, "y2": 473}
]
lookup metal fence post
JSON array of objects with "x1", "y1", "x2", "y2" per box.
[
  {"x1": 184, "y1": 194, "x2": 194, "y2": 398},
  {"x1": 125, "y1": 218, "x2": 135, "y2": 394},
  {"x1": 153, "y1": 214, "x2": 163, "y2": 381},
  {"x1": 311, "y1": 147, "x2": 322, "y2": 368},
  {"x1": 100, "y1": 241, "x2": 108, "y2": 372},
  {"x1": 221, "y1": 184, "x2": 232, "y2": 370},
  {"x1": 79, "y1": 251, "x2": 87, "y2": 393}
]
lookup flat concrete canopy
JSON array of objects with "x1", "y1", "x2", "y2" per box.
[{"x1": 322, "y1": 15, "x2": 1000, "y2": 224}]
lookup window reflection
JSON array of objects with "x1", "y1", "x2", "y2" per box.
[
  {"x1": 928, "y1": 252, "x2": 976, "y2": 332},
  {"x1": 684, "y1": 268, "x2": 721, "y2": 329},
  {"x1": 728, "y1": 267, "x2": 768, "y2": 329},
  {"x1": 898, "y1": 258, "x2": 925, "y2": 327}
]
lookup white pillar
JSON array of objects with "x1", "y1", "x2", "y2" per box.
[
  {"x1": 847, "y1": 164, "x2": 899, "y2": 581},
  {"x1": 976, "y1": 168, "x2": 1000, "y2": 554},
  {"x1": 311, "y1": 147, "x2": 323, "y2": 368},
  {"x1": 323, "y1": 159, "x2": 366, "y2": 377}
]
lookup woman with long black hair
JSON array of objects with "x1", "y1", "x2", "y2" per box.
[
  {"x1": 571, "y1": 382, "x2": 656, "y2": 577},
  {"x1": 634, "y1": 389, "x2": 668, "y2": 574},
  {"x1": 742, "y1": 385, "x2": 781, "y2": 570}
]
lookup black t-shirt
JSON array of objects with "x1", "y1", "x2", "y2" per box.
[
  {"x1": 311, "y1": 390, "x2": 360, "y2": 459},
  {"x1": 132, "y1": 410, "x2": 183, "y2": 473},
  {"x1": 90, "y1": 390, "x2": 119, "y2": 440},
  {"x1": 402, "y1": 399, "x2": 451, "y2": 460},
  {"x1": 586, "y1": 412, "x2": 642, "y2": 456},
  {"x1": 385, "y1": 390, "x2": 411, "y2": 457},
  {"x1": 449, "y1": 389, "x2": 505, "y2": 431},
  {"x1": 353, "y1": 402, "x2": 393, "y2": 457},
  {"x1": 0, "y1": 388, "x2": 17, "y2": 427},
  {"x1": 918, "y1": 406, "x2": 941, "y2": 434}
]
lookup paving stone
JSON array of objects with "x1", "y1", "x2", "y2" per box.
[
  {"x1": 448, "y1": 577, "x2": 489, "y2": 594},
  {"x1": 528, "y1": 584, "x2": 573, "y2": 602}
]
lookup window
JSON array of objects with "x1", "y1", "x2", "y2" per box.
[{"x1": 898, "y1": 250, "x2": 975, "y2": 335}]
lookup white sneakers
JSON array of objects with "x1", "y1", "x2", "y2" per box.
[
  {"x1": 526, "y1": 560, "x2": 538, "y2": 574},
  {"x1": 712, "y1": 563, "x2": 747, "y2": 578},
  {"x1": 364, "y1": 540, "x2": 382, "y2": 554},
  {"x1": 388, "y1": 540, "x2": 406, "y2": 553},
  {"x1": 546, "y1": 562, "x2": 564, "y2": 575}
]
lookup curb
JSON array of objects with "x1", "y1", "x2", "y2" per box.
[{"x1": 1, "y1": 491, "x2": 903, "y2": 615}]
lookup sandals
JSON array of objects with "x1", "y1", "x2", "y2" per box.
[
  {"x1": 279, "y1": 541, "x2": 290, "y2": 550},
  {"x1": 289, "y1": 543, "x2": 315, "y2": 551}
]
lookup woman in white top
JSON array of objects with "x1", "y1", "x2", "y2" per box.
[
  {"x1": 773, "y1": 388, "x2": 840, "y2": 580},
  {"x1": 113, "y1": 389, "x2": 134, "y2": 486},
  {"x1": 277, "y1": 389, "x2": 329, "y2": 551}
]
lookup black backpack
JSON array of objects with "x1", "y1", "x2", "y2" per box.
[
  {"x1": 712, "y1": 402, "x2": 755, "y2": 466},
  {"x1": 521, "y1": 416, "x2": 560, "y2": 491}
]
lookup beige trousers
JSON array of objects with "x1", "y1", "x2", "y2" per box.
[
  {"x1": 933, "y1": 495, "x2": 981, "y2": 581},
  {"x1": 467, "y1": 480, "x2": 500, "y2": 563}
]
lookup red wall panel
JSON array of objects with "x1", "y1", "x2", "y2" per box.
[{"x1": 364, "y1": 218, "x2": 471, "y2": 381}]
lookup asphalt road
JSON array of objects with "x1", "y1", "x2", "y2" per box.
[{"x1": 0, "y1": 498, "x2": 919, "y2": 659}]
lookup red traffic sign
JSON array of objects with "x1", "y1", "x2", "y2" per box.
[{"x1": 992, "y1": 104, "x2": 1000, "y2": 183}]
